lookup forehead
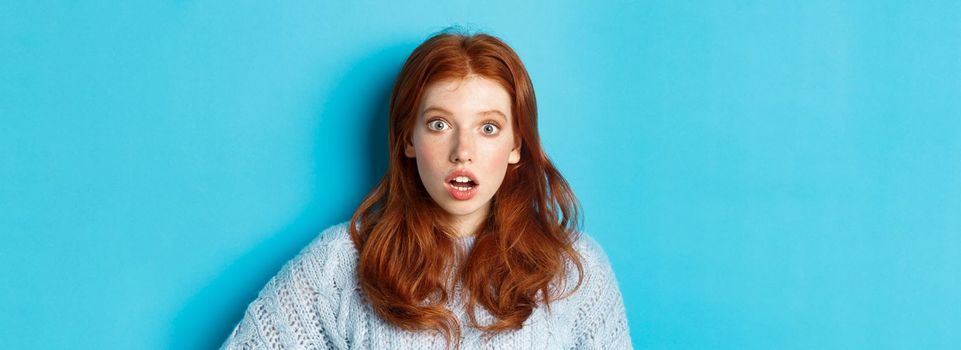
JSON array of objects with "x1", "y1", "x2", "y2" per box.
[{"x1": 419, "y1": 76, "x2": 512, "y2": 120}]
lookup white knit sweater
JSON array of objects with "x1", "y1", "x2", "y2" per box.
[{"x1": 221, "y1": 222, "x2": 632, "y2": 349}]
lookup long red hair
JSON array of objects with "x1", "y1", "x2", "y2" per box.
[{"x1": 349, "y1": 30, "x2": 584, "y2": 345}]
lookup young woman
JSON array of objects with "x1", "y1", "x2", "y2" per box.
[{"x1": 222, "y1": 30, "x2": 632, "y2": 349}]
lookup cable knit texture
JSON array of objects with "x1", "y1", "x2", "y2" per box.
[{"x1": 221, "y1": 222, "x2": 632, "y2": 349}]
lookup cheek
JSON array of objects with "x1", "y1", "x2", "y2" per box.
[
  {"x1": 413, "y1": 139, "x2": 447, "y2": 175},
  {"x1": 481, "y1": 142, "x2": 515, "y2": 172}
]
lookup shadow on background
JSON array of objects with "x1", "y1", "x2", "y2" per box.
[{"x1": 168, "y1": 43, "x2": 414, "y2": 350}]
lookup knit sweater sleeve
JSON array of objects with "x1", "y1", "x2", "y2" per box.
[
  {"x1": 570, "y1": 234, "x2": 633, "y2": 349},
  {"x1": 220, "y1": 223, "x2": 359, "y2": 350}
]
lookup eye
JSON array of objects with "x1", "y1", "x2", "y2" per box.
[
  {"x1": 427, "y1": 119, "x2": 449, "y2": 131},
  {"x1": 481, "y1": 123, "x2": 499, "y2": 135}
]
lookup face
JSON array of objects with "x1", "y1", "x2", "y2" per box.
[{"x1": 405, "y1": 76, "x2": 521, "y2": 231}]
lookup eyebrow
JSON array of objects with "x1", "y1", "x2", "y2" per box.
[{"x1": 422, "y1": 106, "x2": 508, "y2": 121}]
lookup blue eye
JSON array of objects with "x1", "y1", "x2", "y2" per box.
[
  {"x1": 428, "y1": 120, "x2": 448, "y2": 131},
  {"x1": 481, "y1": 123, "x2": 499, "y2": 135}
]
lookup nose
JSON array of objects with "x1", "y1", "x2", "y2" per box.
[{"x1": 449, "y1": 129, "x2": 474, "y2": 163}]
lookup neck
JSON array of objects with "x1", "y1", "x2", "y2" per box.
[{"x1": 450, "y1": 203, "x2": 490, "y2": 237}]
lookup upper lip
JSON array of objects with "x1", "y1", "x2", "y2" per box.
[{"x1": 445, "y1": 169, "x2": 479, "y2": 184}]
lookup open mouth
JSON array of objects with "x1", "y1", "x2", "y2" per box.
[
  {"x1": 448, "y1": 175, "x2": 477, "y2": 191},
  {"x1": 444, "y1": 170, "x2": 479, "y2": 200}
]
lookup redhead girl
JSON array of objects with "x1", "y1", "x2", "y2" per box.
[{"x1": 222, "y1": 30, "x2": 632, "y2": 349}]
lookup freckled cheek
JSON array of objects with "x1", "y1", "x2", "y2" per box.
[
  {"x1": 486, "y1": 151, "x2": 510, "y2": 165},
  {"x1": 478, "y1": 143, "x2": 514, "y2": 170},
  {"x1": 413, "y1": 139, "x2": 451, "y2": 180}
]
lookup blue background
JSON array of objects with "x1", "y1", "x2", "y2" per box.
[{"x1": 2, "y1": 1, "x2": 960, "y2": 349}]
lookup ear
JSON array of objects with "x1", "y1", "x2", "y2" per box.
[
  {"x1": 508, "y1": 141, "x2": 522, "y2": 164},
  {"x1": 405, "y1": 141, "x2": 416, "y2": 158}
]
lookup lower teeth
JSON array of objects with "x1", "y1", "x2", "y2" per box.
[{"x1": 453, "y1": 186, "x2": 472, "y2": 191}]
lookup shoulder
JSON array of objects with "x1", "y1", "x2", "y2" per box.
[
  {"x1": 558, "y1": 231, "x2": 633, "y2": 348},
  {"x1": 300, "y1": 221, "x2": 358, "y2": 262},
  {"x1": 559, "y1": 230, "x2": 624, "y2": 303},
  {"x1": 265, "y1": 221, "x2": 359, "y2": 296},
  {"x1": 222, "y1": 222, "x2": 362, "y2": 349},
  {"x1": 548, "y1": 231, "x2": 620, "y2": 301},
  {"x1": 571, "y1": 231, "x2": 616, "y2": 275}
]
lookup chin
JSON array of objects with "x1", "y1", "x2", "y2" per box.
[
  {"x1": 440, "y1": 203, "x2": 481, "y2": 216},
  {"x1": 436, "y1": 198, "x2": 491, "y2": 216}
]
